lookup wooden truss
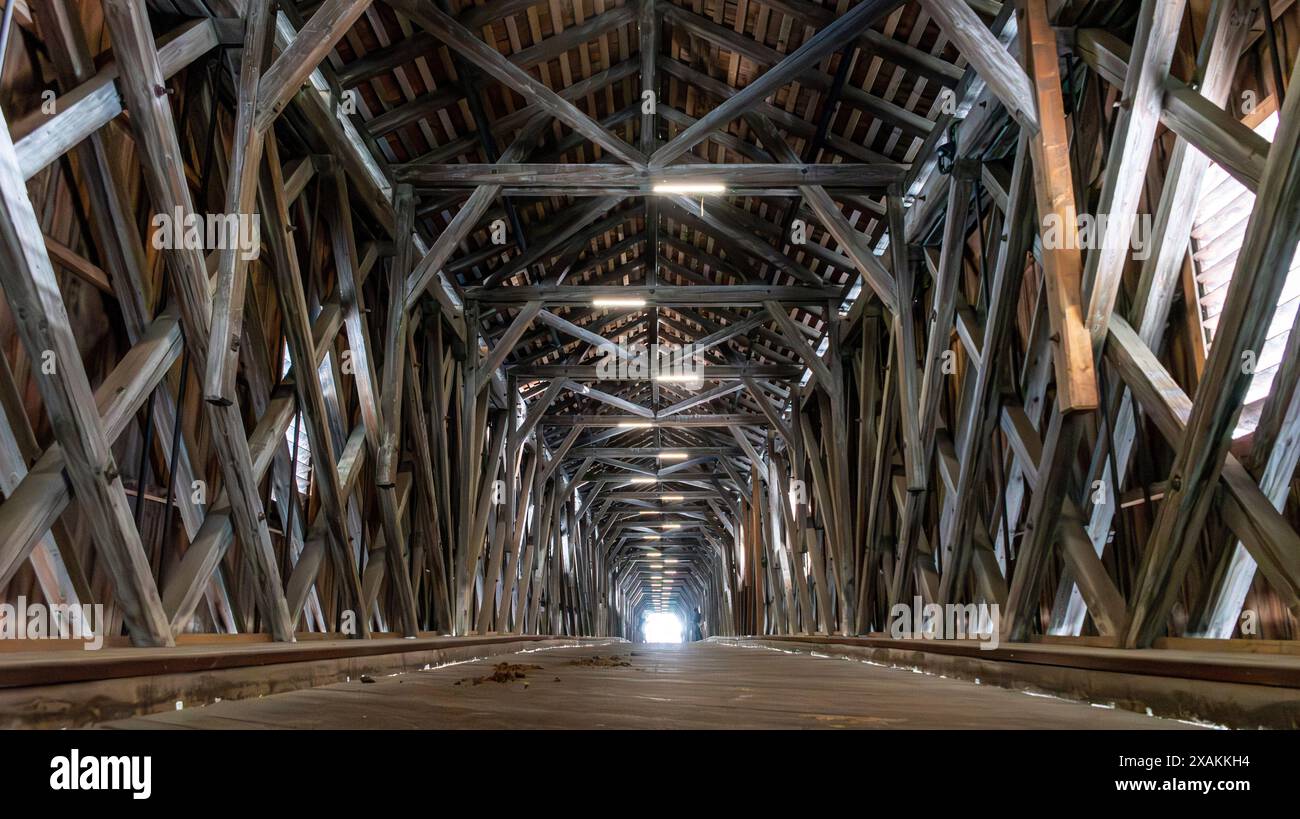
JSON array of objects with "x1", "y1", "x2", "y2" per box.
[{"x1": 1, "y1": 0, "x2": 1298, "y2": 650}]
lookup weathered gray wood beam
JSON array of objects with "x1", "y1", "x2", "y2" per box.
[
  {"x1": 259, "y1": 145, "x2": 373, "y2": 634},
  {"x1": 1053, "y1": 0, "x2": 1254, "y2": 636},
  {"x1": 404, "y1": 115, "x2": 549, "y2": 310},
  {"x1": 471, "y1": 285, "x2": 840, "y2": 306},
  {"x1": 1072, "y1": 28, "x2": 1269, "y2": 195},
  {"x1": 739, "y1": 0, "x2": 965, "y2": 87},
  {"x1": 886, "y1": 193, "x2": 923, "y2": 491},
  {"x1": 204, "y1": 0, "x2": 275, "y2": 405},
  {"x1": 253, "y1": 0, "x2": 373, "y2": 133},
  {"x1": 1105, "y1": 315, "x2": 1300, "y2": 625},
  {"x1": 393, "y1": 163, "x2": 909, "y2": 188},
  {"x1": 476, "y1": 302, "x2": 542, "y2": 386},
  {"x1": 938, "y1": 135, "x2": 1034, "y2": 603},
  {"x1": 32, "y1": 0, "x2": 206, "y2": 544},
  {"x1": 1076, "y1": 0, "x2": 1189, "y2": 351},
  {"x1": 567, "y1": 446, "x2": 738, "y2": 459},
  {"x1": 659, "y1": 383, "x2": 745, "y2": 417},
  {"x1": 662, "y1": 196, "x2": 824, "y2": 287},
  {"x1": 651, "y1": 0, "x2": 903, "y2": 165},
  {"x1": 564, "y1": 381, "x2": 657, "y2": 419},
  {"x1": 915, "y1": 0, "x2": 1039, "y2": 133},
  {"x1": 763, "y1": 302, "x2": 834, "y2": 392},
  {"x1": 665, "y1": 3, "x2": 933, "y2": 141},
  {"x1": 1125, "y1": 55, "x2": 1300, "y2": 647},
  {"x1": 889, "y1": 174, "x2": 972, "y2": 605},
  {"x1": 1163, "y1": 77, "x2": 1269, "y2": 191},
  {"x1": 483, "y1": 196, "x2": 626, "y2": 288},
  {"x1": 387, "y1": 0, "x2": 647, "y2": 167},
  {"x1": 743, "y1": 112, "x2": 898, "y2": 313},
  {"x1": 544, "y1": 414, "x2": 766, "y2": 427},
  {"x1": 0, "y1": 118, "x2": 172, "y2": 644},
  {"x1": 163, "y1": 306, "x2": 340, "y2": 634},
  {"x1": 514, "y1": 364, "x2": 804, "y2": 380},
  {"x1": 13, "y1": 18, "x2": 222, "y2": 180},
  {"x1": 324, "y1": 164, "x2": 420, "y2": 635},
  {"x1": 103, "y1": 0, "x2": 295, "y2": 641}
]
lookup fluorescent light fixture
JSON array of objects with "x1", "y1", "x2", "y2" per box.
[
  {"x1": 657, "y1": 452, "x2": 689, "y2": 460},
  {"x1": 664, "y1": 558, "x2": 680, "y2": 564},
  {"x1": 591, "y1": 297, "x2": 647, "y2": 307},
  {"x1": 626, "y1": 477, "x2": 657, "y2": 484},
  {"x1": 644, "y1": 549, "x2": 661, "y2": 556},
  {"x1": 642, "y1": 535, "x2": 662, "y2": 541},
  {"x1": 617, "y1": 421, "x2": 653, "y2": 428},
  {"x1": 660, "y1": 494, "x2": 684, "y2": 501},
  {"x1": 651, "y1": 563, "x2": 664, "y2": 569},
  {"x1": 652, "y1": 182, "x2": 726, "y2": 194},
  {"x1": 637, "y1": 510, "x2": 661, "y2": 515},
  {"x1": 653, "y1": 373, "x2": 703, "y2": 383},
  {"x1": 660, "y1": 523, "x2": 682, "y2": 529}
]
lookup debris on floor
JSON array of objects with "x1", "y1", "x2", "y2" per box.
[
  {"x1": 567, "y1": 655, "x2": 632, "y2": 667},
  {"x1": 454, "y1": 662, "x2": 543, "y2": 686},
  {"x1": 360, "y1": 675, "x2": 376, "y2": 684}
]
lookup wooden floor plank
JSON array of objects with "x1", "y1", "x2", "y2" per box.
[{"x1": 100, "y1": 643, "x2": 1186, "y2": 730}]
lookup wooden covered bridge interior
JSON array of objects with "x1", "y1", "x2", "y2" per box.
[{"x1": 1, "y1": 0, "x2": 1300, "y2": 730}]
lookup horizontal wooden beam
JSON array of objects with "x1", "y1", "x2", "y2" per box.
[
  {"x1": 542, "y1": 414, "x2": 768, "y2": 427},
  {"x1": 393, "y1": 163, "x2": 909, "y2": 189},
  {"x1": 13, "y1": 18, "x2": 223, "y2": 180},
  {"x1": 468, "y1": 286, "x2": 842, "y2": 305},
  {"x1": 514, "y1": 364, "x2": 805, "y2": 380},
  {"x1": 603, "y1": 492, "x2": 729, "y2": 501},
  {"x1": 567, "y1": 447, "x2": 740, "y2": 459}
]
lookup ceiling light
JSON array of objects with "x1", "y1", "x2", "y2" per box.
[
  {"x1": 653, "y1": 373, "x2": 703, "y2": 383},
  {"x1": 626, "y1": 476, "x2": 657, "y2": 484},
  {"x1": 660, "y1": 523, "x2": 682, "y2": 529},
  {"x1": 660, "y1": 494, "x2": 684, "y2": 501},
  {"x1": 657, "y1": 452, "x2": 689, "y2": 460},
  {"x1": 642, "y1": 535, "x2": 662, "y2": 541},
  {"x1": 652, "y1": 182, "x2": 726, "y2": 194},
  {"x1": 592, "y1": 297, "x2": 647, "y2": 307},
  {"x1": 617, "y1": 421, "x2": 653, "y2": 428}
]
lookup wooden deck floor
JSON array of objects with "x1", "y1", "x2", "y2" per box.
[{"x1": 98, "y1": 642, "x2": 1192, "y2": 729}]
